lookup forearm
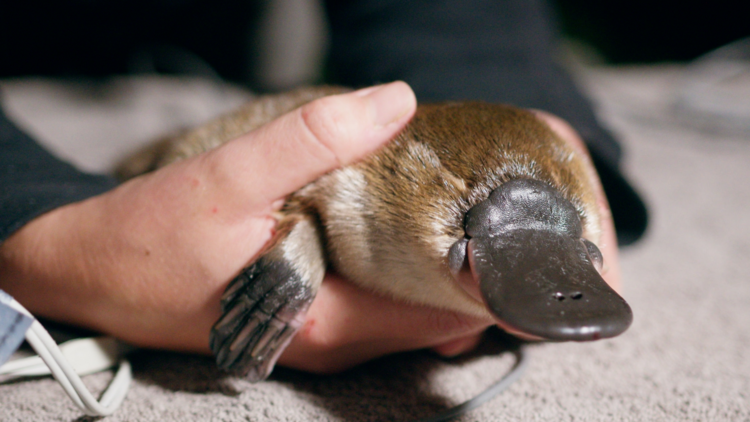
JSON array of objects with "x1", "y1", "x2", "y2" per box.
[
  {"x1": 0, "y1": 154, "x2": 260, "y2": 353},
  {"x1": 0, "y1": 103, "x2": 129, "y2": 340},
  {"x1": 0, "y1": 199, "x2": 106, "y2": 332}
]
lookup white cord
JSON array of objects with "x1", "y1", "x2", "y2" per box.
[
  {"x1": 2, "y1": 294, "x2": 526, "y2": 419},
  {"x1": 412, "y1": 346, "x2": 529, "y2": 422},
  {"x1": 0, "y1": 298, "x2": 132, "y2": 416}
]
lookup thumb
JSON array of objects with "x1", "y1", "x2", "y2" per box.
[{"x1": 202, "y1": 82, "x2": 416, "y2": 208}]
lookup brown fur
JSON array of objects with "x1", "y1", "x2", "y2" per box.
[{"x1": 117, "y1": 87, "x2": 600, "y2": 317}]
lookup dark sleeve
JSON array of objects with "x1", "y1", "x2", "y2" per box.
[
  {"x1": 0, "y1": 103, "x2": 118, "y2": 243},
  {"x1": 324, "y1": 0, "x2": 647, "y2": 244}
]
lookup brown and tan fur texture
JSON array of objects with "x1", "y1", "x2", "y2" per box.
[{"x1": 117, "y1": 87, "x2": 600, "y2": 320}]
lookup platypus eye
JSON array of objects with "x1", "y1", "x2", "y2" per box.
[
  {"x1": 448, "y1": 238, "x2": 469, "y2": 276},
  {"x1": 582, "y1": 239, "x2": 604, "y2": 272}
]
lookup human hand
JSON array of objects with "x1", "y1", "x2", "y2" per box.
[
  {"x1": 0, "y1": 83, "x2": 620, "y2": 375},
  {"x1": 0, "y1": 82, "x2": 418, "y2": 353}
]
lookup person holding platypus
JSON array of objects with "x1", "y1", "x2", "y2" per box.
[{"x1": 0, "y1": 0, "x2": 646, "y2": 377}]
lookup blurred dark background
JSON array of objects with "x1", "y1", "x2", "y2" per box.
[
  {"x1": 0, "y1": 0, "x2": 747, "y2": 85},
  {"x1": 554, "y1": 0, "x2": 748, "y2": 63}
]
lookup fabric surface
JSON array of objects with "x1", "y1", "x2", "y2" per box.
[
  {"x1": 0, "y1": 77, "x2": 250, "y2": 242},
  {"x1": 326, "y1": 0, "x2": 649, "y2": 245},
  {"x1": 0, "y1": 105, "x2": 118, "y2": 243},
  {"x1": 1, "y1": 68, "x2": 749, "y2": 421}
]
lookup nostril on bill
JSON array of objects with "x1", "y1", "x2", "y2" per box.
[{"x1": 553, "y1": 292, "x2": 584, "y2": 301}]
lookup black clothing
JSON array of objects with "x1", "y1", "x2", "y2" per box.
[
  {"x1": 326, "y1": 0, "x2": 647, "y2": 244},
  {"x1": 0, "y1": 0, "x2": 647, "y2": 245},
  {"x1": 0, "y1": 106, "x2": 118, "y2": 242}
]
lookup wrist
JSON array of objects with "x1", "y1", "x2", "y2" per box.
[{"x1": 0, "y1": 200, "x2": 93, "y2": 324}]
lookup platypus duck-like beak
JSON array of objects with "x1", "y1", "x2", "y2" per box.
[{"x1": 456, "y1": 179, "x2": 632, "y2": 341}]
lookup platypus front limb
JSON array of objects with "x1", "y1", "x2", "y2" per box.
[{"x1": 209, "y1": 213, "x2": 325, "y2": 381}]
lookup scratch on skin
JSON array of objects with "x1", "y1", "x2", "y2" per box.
[{"x1": 300, "y1": 317, "x2": 316, "y2": 338}]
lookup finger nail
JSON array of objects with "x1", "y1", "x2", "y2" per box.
[{"x1": 357, "y1": 81, "x2": 416, "y2": 129}]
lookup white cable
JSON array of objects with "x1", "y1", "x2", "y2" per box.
[
  {"x1": 413, "y1": 346, "x2": 529, "y2": 422},
  {"x1": 0, "y1": 337, "x2": 129, "y2": 379},
  {"x1": 3, "y1": 294, "x2": 527, "y2": 419},
  {"x1": 0, "y1": 298, "x2": 132, "y2": 416}
]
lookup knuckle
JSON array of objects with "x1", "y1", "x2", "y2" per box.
[
  {"x1": 299, "y1": 95, "x2": 363, "y2": 165},
  {"x1": 534, "y1": 110, "x2": 586, "y2": 150},
  {"x1": 199, "y1": 146, "x2": 244, "y2": 198}
]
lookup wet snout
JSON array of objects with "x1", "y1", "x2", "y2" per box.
[{"x1": 460, "y1": 179, "x2": 632, "y2": 341}]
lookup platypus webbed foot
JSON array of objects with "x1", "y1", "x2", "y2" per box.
[
  {"x1": 462, "y1": 179, "x2": 632, "y2": 341},
  {"x1": 210, "y1": 215, "x2": 326, "y2": 382}
]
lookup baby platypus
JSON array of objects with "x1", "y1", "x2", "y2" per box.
[{"x1": 118, "y1": 87, "x2": 632, "y2": 382}]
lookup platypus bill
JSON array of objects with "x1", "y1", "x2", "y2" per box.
[{"x1": 117, "y1": 87, "x2": 633, "y2": 382}]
